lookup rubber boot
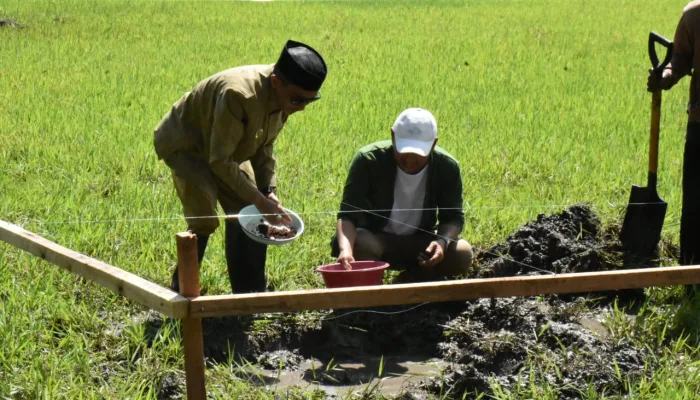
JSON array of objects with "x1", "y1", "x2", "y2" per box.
[
  {"x1": 170, "y1": 234, "x2": 209, "y2": 293},
  {"x1": 225, "y1": 220, "x2": 268, "y2": 293}
]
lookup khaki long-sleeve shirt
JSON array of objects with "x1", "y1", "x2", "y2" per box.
[
  {"x1": 154, "y1": 64, "x2": 285, "y2": 203},
  {"x1": 667, "y1": 1, "x2": 700, "y2": 121}
]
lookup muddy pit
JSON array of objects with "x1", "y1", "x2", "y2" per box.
[{"x1": 149, "y1": 205, "x2": 674, "y2": 399}]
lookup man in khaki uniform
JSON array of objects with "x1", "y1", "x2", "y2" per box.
[
  {"x1": 154, "y1": 40, "x2": 327, "y2": 293},
  {"x1": 648, "y1": 1, "x2": 700, "y2": 268}
]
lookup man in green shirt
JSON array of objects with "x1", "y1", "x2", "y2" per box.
[
  {"x1": 332, "y1": 108, "x2": 474, "y2": 282},
  {"x1": 155, "y1": 40, "x2": 327, "y2": 293}
]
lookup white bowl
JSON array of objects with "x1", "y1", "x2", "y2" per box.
[{"x1": 238, "y1": 205, "x2": 304, "y2": 246}]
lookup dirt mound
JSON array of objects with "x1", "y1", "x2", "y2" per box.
[
  {"x1": 422, "y1": 297, "x2": 649, "y2": 398},
  {"x1": 475, "y1": 204, "x2": 620, "y2": 277}
]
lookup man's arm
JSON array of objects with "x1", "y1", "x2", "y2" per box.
[
  {"x1": 337, "y1": 152, "x2": 372, "y2": 228},
  {"x1": 208, "y1": 90, "x2": 259, "y2": 202},
  {"x1": 421, "y1": 158, "x2": 465, "y2": 268},
  {"x1": 334, "y1": 151, "x2": 372, "y2": 268},
  {"x1": 250, "y1": 141, "x2": 277, "y2": 192},
  {"x1": 208, "y1": 90, "x2": 289, "y2": 223},
  {"x1": 436, "y1": 158, "x2": 466, "y2": 233},
  {"x1": 336, "y1": 219, "x2": 357, "y2": 270},
  {"x1": 436, "y1": 223, "x2": 462, "y2": 246},
  {"x1": 651, "y1": 13, "x2": 694, "y2": 91}
]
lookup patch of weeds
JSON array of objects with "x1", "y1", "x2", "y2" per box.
[
  {"x1": 0, "y1": 18, "x2": 24, "y2": 29},
  {"x1": 601, "y1": 300, "x2": 635, "y2": 341},
  {"x1": 672, "y1": 292, "x2": 700, "y2": 346}
]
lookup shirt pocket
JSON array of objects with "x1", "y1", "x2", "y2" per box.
[{"x1": 232, "y1": 119, "x2": 264, "y2": 161}]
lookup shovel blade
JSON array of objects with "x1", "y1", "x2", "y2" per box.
[{"x1": 620, "y1": 184, "x2": 667, "y2": 257}]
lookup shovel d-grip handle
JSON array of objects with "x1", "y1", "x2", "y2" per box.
[
  {"x1": 647, "y1": 31, "x2": 673, "y2": 184},
  {"x1": 648, "y1": 31, "x2": 673, "y2": 77}
]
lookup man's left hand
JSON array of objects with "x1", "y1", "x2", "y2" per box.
[
  {"x1": 256, "y1": 192, "x2": 291, "y2": 226},
  {"x1": 418, "y1": 240, "x2": 446, "y2": 267}
]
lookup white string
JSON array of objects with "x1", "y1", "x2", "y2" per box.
[
  {"x1": 320, "y1": 302, "x2": 431, "y2": 321},
  {"x1": 20, "y1": 201, "x2": 662, "y2": 275},
  {"x1": 29, "y1": 201, "x2": 657, "y2": 226}
]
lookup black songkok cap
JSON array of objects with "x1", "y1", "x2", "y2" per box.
[{"x1": 275, "y1": 40, "x2": 327, "y2": 91}]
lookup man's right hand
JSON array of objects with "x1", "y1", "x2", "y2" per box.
[
  {"x1": 254, "y1": 195, "x2": 291, "y2": 226},
  {"x1": 647, "y1": 68, "x2": 673, "y2": 92},
  {"x1": 337, "y1": 250, "x2": 355, "y2": 270}
]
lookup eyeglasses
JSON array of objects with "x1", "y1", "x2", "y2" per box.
[{"x1": 290, "y1": 93, "x2": 321, "y2": 105}]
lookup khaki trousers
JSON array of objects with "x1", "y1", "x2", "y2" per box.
[{"x1": 165, "y1": 151, "x2": 255, "y2": 235}]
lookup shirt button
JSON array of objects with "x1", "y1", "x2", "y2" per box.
[{"x1": 255, "y1": 129, "x2": 263, "y2": 140}]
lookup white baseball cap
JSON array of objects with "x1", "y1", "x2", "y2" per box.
[{"x1": 392, "y1": 108, "x2": 438, "y2": 157}]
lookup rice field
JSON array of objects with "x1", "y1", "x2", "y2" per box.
[{"x1": 1, "y1": 0, "x2": 699, "y2": 398}]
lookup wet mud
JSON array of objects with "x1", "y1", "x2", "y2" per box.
[
  {"x1": 149, "y1": 205, "x2": 673, "y2": 398},
  {"x1": 476, "y1": 204, "x2": 642, "y2": 278}
]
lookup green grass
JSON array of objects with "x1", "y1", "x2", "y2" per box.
[{"x1": 1, "y1": 0, "x2": 700, "y2": 398}]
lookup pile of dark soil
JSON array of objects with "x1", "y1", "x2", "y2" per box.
[
  {"x1": 476, "y1": 204, "x2": 624, "y2": 277},
  {"x1": 150, "y1": 205, "x2": 673, "y2": 399}
]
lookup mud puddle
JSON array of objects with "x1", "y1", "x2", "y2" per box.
[
  {"x1": 238, "y1": 357, "x2": 443, "y2": 397},
  {"x1": 146, "y1": 205, "x2": 674, "y2": 398}
]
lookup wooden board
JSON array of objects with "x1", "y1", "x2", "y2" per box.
[
  {"x1": 0, "y1": 220, "x2": 188, "y2": 319},
  {"x1": 189, "y1": 265, "x2": 700, "y2": 318}
]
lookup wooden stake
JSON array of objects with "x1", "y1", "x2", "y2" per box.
[{"x1": 176, "y1": 232, "x2": 206, "y2": 400}]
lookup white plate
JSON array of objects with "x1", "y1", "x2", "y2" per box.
[{"x1": 238, "y1": 205, "x2": 304, "y2": 246}]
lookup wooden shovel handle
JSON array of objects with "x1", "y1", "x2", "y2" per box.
[
  {"x1": 647, "y1": 31, "x2": 672, "y2": 188},
  {"x1": 649, "y1": 90, "x2": 661, "y2": 179}
]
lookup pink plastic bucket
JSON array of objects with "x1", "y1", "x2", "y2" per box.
[{"x1": 316, "y1": 261, "x2": 390, "y2": 288}]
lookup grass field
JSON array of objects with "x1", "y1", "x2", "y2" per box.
[{"x1": 2, "y1": 0, "x2": 700, "y2": 398}]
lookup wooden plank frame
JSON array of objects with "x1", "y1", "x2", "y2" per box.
[
  {"x1": 0, "y1": 220, "x2": 189, "y2": 319},
  {"x1": 4, "y1": 218, "x2": 700, "y2": 400},
  {"x1": 4, "y1": 218, "x2": 700, "y2": 320},
  {"x1": 188, "y1": 265, "x2": 700, "y2": 318}
]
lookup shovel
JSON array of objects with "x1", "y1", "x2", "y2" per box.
[{"x1": 620, "y1": 31, "x2": 674, "y2": 258}]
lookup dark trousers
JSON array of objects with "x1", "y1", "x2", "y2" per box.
[
  {"x1": 225, "y1": 220, "x2": 268, "y2": 293},
  {"x1": 171, "y1": 220, "x2": 268, "y2": 294},
  {"x1": 681, "y1": 121, "x2": 700, "y2": 266}
]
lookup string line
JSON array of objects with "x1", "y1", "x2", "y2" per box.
[
  {"x1": 29, "y1": 201, "x2": 661, "y2": 226},
  {"x1": 339, "y1": 201, "x2": 555, "y2": 276},
  {"x1": 320, "y1": 302, "x2": 431, "y2": 321}
]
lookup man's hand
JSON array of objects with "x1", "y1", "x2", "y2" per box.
[
  {"x1": 337, "y1": 250, "x2": 355, "y2": 270},
  {"x1": 267, "y1": 192, "x2": 281, "y2": 205},
  {"x1": 254, "y1": 193, "x2": 292, "y2": 226},
  {"x1": 418, "y1": 239, "x2": 446, "y2": 268},
  {"x1": 647, "y1": 68, "x2": 673, "y2": 92}
]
